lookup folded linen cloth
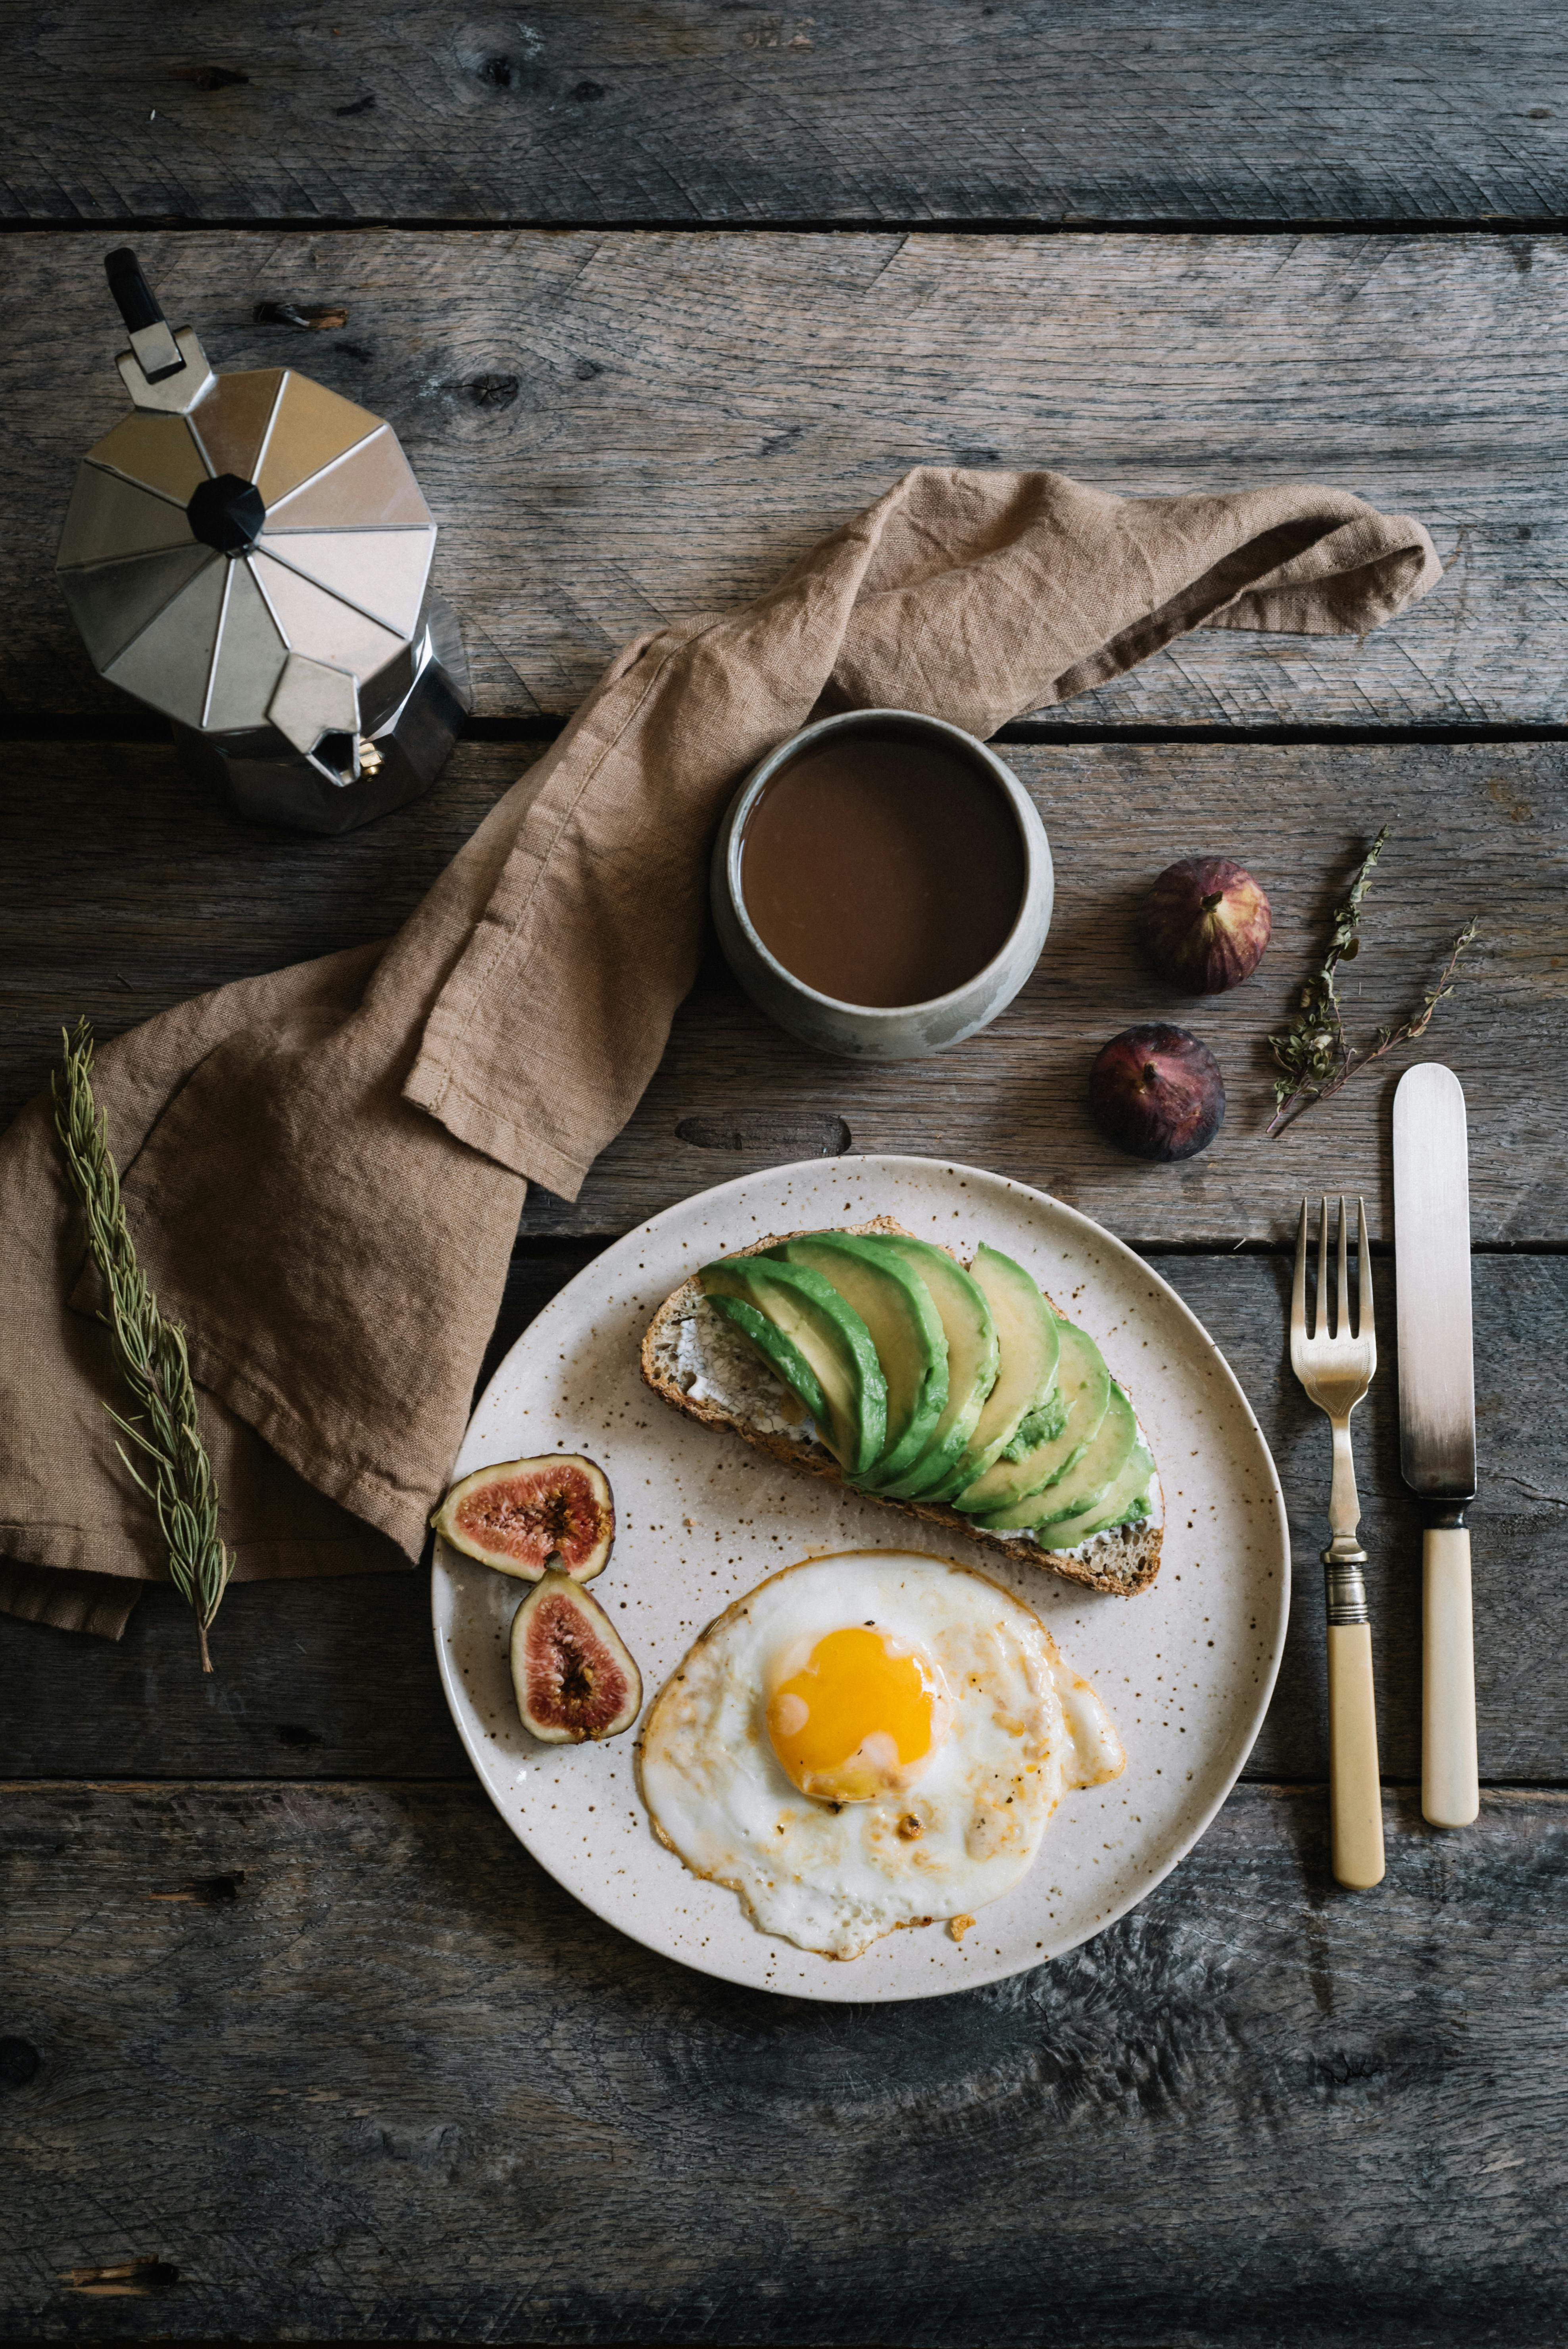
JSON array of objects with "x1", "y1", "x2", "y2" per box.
[{"x1": 0, "y1": 467, "x2": 1441, "y2": 1636}]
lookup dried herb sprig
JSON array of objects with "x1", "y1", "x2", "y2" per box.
[
  {"x1": 1266, "y1": 830, "x2": 1478, "y2": 1137},
  {"x1": 51, "y1": 1018, "x2": 231, "y2": 1670}
]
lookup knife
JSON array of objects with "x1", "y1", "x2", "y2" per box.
[{"x1": 1392, "y1": 1062, "x2": 1479, "y2": 1828}]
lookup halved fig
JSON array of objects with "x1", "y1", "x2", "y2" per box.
[
  {"x1": 511, "y1": 1572, "x2": 642, "y2": 1743},
  {"x1": 432, "y1": 1453, "x2": 613, "y2": 1582}
]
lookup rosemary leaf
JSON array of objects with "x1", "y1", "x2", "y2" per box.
[
  {"x1": 50, "y1": 1017, "x2": 232, "y2": 1671},
  {"x1": 1265, "y1": 834, "x2": 1478, "y2": 1138},
  {"x1": 1266, "y1": 826, "x2": 1389, "y2": 1124}
]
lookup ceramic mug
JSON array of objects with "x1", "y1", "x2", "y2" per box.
[{"x1": 711, "y1": 706, "x2": 1053, "y2": 1062}]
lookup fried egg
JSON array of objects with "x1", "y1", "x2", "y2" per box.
[{"x1": 637, "y1": 1550, "x2": 1124, "y2": 1960}]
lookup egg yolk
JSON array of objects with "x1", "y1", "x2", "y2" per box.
[{"x1": 766, "y1": 1624, "x2": 947, "y2": 1803}]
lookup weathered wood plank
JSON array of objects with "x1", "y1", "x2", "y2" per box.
[
  {"x1": 2, "y1": 1779, "x2": 1564, "y2": 2345},
  {"x1": 0, "y1": 1242, "x2": 603, "y2": 1780},
  {"x1": 5, "y1": 2, "x2": 1568, "y2": 228},
  {"x1": 0, "y1": 1253, "x2": 1560, "y2": 1787},
  {"x1": 11, "y1": 736, "x2": 1556, "y2": 1244},
  {"x1": 0, "y1": 740, "x2": 529, "y2": 1110},
  {"x1": 1188, "y1": 1254, "x2": 1568, "y2": 1788},
  {"x1": 561, "y1": 738, "x2": 1566, "y2": 1247},
  {"x1": 7, "y1": 230, "x2": 1568, "y2": 725}
]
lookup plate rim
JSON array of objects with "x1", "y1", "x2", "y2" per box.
[{"x1": 431, "y1": 1152, "x2": 1291, "y2": 2003}]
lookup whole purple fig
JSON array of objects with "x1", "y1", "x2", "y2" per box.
[
  {"x1": 1143, "y1": 856, "x2": 1271, "y2": 992},
  {"x1": 1089, "y1": 1025, "x2": 1225, "y2": 1161}
]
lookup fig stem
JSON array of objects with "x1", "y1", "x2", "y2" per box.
[{"x1": 1201, "y1": 891, "x2": 1224, "y2": 912}]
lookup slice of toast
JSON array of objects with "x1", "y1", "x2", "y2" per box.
[{"x1": 640, "y1": 1218, "x2": 1163, "y2": 1597}]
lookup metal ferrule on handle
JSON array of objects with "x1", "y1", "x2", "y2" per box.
[{"x1": 1324, "y1": 1550, "x2": 1369, "y2": 1626}]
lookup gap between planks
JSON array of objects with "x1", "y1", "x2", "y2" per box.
[
  {"x1": 9, "y1": 215, "x2": 1568, "y2": 237},
  {"x1": 11, "y1": 716, "x2": 1568, "y2": 748}
]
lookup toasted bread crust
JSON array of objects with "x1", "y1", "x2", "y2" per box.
[{"x1": 639, "y1": 1220, "x2": 1163, "y2": 1597}]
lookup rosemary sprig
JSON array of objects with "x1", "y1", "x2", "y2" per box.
[
  {"x1": 51, "y1": 1018, "x2": 231, "y2": 1670},
  {"x1": 1266, "y1": 831, "x2": 1478, "y2": 1137}
]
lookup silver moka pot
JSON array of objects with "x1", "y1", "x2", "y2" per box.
[{"x1": 56, "y1": 249, "x2": 471, "y2": 834}]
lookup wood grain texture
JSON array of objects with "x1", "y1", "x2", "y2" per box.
[
  {"x1": 0, "y1": 738, "x2": 530, "y2": 1117},
  {"x1": 2, "y1": 1778, "x2": 1565, "y2": 2345},
  {"x1": 0, "y1": 1253, "x2": 1560, "y2": 1786},
  {"x1": 556, "y1": 739, "x2": 1566, "y2": 1246},
  {"x1": 8, "y1": 230, "x2": 1568, "y2": 725},
  {"x1": 1200, "y1": 1253, "x2": 1568, "y2": 1787},
  {"x1": 5, "y1": 2, "x2": 1568, "y2": 227},
  {"x1": 8, "y1": 43, "x2": 1562, "y2": 2344},
  {"x1": 13, "y1": 734, "x2": 1554, "y2": 1241}
]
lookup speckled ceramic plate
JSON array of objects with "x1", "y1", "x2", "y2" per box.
[{"x1": 432, "y1": 1156, "x2": 1289, "y2": 2003}]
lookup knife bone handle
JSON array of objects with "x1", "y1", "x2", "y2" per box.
[{"x1": 1423, "y1": 1521, "x2": 1479, "y2": 1828}]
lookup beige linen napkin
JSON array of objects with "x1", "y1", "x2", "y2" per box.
[{"x1": 0, "y1": 467, "x2": 1440, "y2": 1636}]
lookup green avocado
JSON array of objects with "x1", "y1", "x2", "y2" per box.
[
  {"x1": 854, "y1": 1235, "x2": 999, "y2": 1498},
  {"x1": 952, "y1": 1318, "x2": 1111, "y2": 1515},
  {"x1": 1035, "y1": 1440, "x2": 1156, "y2": 1549},
  {"x1": 976, "y1": 1380, "x2": 1136, "y2": 1531},
  {"x1": 763, "y1": 1231, "x2": 948, "y2": 1487},
  {"x1": 921, "y1": 1245, "x2": 1061, "y2": 1504},
  {"x1": 698, "y1": 1255, "x2": 886, "y2": 1475},
  {"x1": 704, "y1": 1293, "x2": 829, "y2": 1427}
]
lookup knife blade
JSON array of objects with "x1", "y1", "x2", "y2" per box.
[{"x1": 1393, "y1": 1062, "x2": 1479, "y2": 1827}]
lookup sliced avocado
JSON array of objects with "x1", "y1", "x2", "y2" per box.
[
  {"x1": 1001, "y1": 1390, "x2": 1070, "y2": 1458},
  {"x1": 764, "y1": 1231, "x2": 948, "y2": 1487},
  {"x1": 857, "y1": 1235, "x2": 999, "y2": 1497},
  {"x1": 705, "y1": 1293, "x2": 828, "y2": 1426},
  {"x1": 698, "y1": 1255, "x2": 886, "y2": 1475},
  {"x1": 922, "y1": 1245, "x2": 1061, "y2": 1503},
  {"x1": 976, "y1": 1381, "x2": 1136, "y2": 1531},
  {"x1": 953, "y1": 1319, "x2": 1111, "y2": 1515},
  {"x1": 1033, "y1": 1441, "x2": 1156, "y2": 1550}
]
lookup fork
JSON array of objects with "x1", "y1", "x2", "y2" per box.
[{"x1": 1291, "y1": 1195, "x2": 1386, "y2": 1890}]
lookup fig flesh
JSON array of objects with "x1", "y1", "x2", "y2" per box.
[
  {"x1": 511, "y1": 1571, "x2": 642, "y2": 1743},
  {"x1": 1143, "y1": 856, "x2": 1271, "y2": 993},
  {"x1": 432, "y1": 1453, "x2": 613, "y2": 1582},
  {"x1": 1089, "y1": 1023, "x2": 1226, "y2": 1161}
]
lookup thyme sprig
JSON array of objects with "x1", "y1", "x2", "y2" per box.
[
  {"x1": 51, "y1": 1018, "x2": 231, "y2": 1670},
  {"x1": 1266, "y1": 830, "x2": 1478, "y2": 1137}
]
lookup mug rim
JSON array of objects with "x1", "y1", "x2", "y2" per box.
[{"x1": 722, "y1": 706, "x2": 1047, "y2": 1022}]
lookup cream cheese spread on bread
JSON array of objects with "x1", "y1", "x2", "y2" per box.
[{"x1": 663, "y1": 1292, "x2": 1161, "y2": 1566}]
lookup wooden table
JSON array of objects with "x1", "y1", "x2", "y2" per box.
[{"x1": 3, "y1": 9, "x2": 1566, "y2": 2342}]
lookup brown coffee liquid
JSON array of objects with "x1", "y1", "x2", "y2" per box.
[{"x1": 739, "y1": 732, "x2": 1026, "y2": 1008}]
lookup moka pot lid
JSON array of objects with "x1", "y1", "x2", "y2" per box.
[{"x1": 56, "y1": 253, "x2": 438, "y2": 753}]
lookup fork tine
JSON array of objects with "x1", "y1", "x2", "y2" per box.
[
  {"x1": 1356, "y1": 1194, "x2": 1372, "y2": 1340},
  {"x1": 1336, "y1": 1194, "x2": 1351, "y2": 1340},
  {"x1": 1314, "y1": 1194, "x2": 1329, "y2": 1339},
  {"x1": 1292, "y1": 1197, "x2": 1308, "y2": 1345}
]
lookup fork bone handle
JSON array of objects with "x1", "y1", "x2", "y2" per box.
[
  {"x1": 1423, "y1": 1522, "x2": 1479, "y2": 1828},
  {"x1": 1321, "y1": 1526, "x2": 1383, "y2": 1886},
  {"x1": 1327, "y1": 1616, "x2": 1385, "y2": 1888}
]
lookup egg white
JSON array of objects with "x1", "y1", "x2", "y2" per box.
[{"x1": 637, "y1": 1549, "x2": 1124, "y2": 1961}]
